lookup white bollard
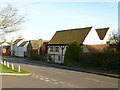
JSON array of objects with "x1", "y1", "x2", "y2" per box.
[
  {"x1": 4, "y1": 61, "x2": 6, "y2": 66},
  {"x1": 12, "y1": 64, "x2": 14, "y2": 70},
  {"x1": 7, "y1": 62, "x2": 9, "y2": 67},
  {"x1": 18, "y1": 65, "x2": 20, "y2": 72}
]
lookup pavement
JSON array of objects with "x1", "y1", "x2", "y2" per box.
[{"x1": 1, "y1": 57, "x2": 119, "y2": 88}]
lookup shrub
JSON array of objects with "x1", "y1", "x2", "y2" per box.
[
  {"x1": 78, "y1": 52, "x2": 119, "y2": 72},
  {"x1": 64, "y1": 41, "x2": 83, "y2": 66}
]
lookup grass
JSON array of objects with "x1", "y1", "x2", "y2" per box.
[
  {"x1": 0, "y1": 64, "x2": 30, "y2": 74},
  {"x1": 3, "y1": 55, "x2": 32, "y2": 60}
]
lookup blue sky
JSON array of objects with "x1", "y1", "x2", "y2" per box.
[{"x1": 1, "y1": 0, "x2": 118, "y2": 41}]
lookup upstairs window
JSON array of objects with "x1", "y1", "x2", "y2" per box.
[
  {"x1": 55, "y1": 47, "x2": 59, "y2": 52},
  {"x1": 50, "y1": 47, "x2": 53, "y2": 52}
]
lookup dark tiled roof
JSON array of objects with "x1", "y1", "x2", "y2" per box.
[
  {"x1": 29, "y1": 40, "x2": 43, "y2": 49},
  {"x1": 0, "y1": 42, "x2": 11, "y2": 45},
  {"x1": 84, "y1": 44, "x2": 108, "y2": 52},
  {"x1": 95, "y1": 27, "x2": 109, "y2": 40},
  {"x1": 3, "y1": 45, "x2": 11, "y2": 49},
  {"x1": 13, "y1": 39, "x2": 23, "y2": 44},
  {"x1": 18, "y1": 41, "x2": 28, "y2": 47},
  {"x1": 48, "y1": 27, "x2": 92, "y2": 45}
]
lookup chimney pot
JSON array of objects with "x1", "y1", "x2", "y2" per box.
[
  {"x1": 19, "y1": 36, "x2": 22, "y2": 39},
  {"x1": 4, "y1": 39, "x2": 6, "y2": 43}
]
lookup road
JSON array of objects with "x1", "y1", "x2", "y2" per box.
[{"x1": 1, "y1": 58, "x2": 119, "y2": 88}]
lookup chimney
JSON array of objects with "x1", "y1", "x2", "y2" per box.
[
  {"x1": 11, "y1": 40, "x2": 13, "y2": 44},
  {"x1": 4, "y1": 39, "x2": 6, "y2": 43},
  {"x1": 19, "y1": 36, "x2": 22, "y2": 39}
]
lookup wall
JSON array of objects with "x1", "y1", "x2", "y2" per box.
[
  {"x1": 15, "y1": 41, "x2": 29, "y2": 57},
  {"x1": 48, "y1": 46, "x2": 67, "y2": 63},
  {"x1": 14, "y1": 40, "x2": 25, "y2": 56},
  {"x1": 83, "y1": 28, "x2": 113, "y2": 45}
]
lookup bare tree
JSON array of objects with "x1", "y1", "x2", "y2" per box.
[{"x1": 0, "y1": 4, "x2": 25, "y2": 38}]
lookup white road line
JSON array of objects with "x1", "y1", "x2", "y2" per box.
[
  {"x1": 39, "y1": 78, "x2": 44, "y2": 80},
  {"x1": 85, "y1": 78, "x2": 117, "y2": 86},
  {"x1": 45, "y1": 80, "x2": 50, "y2": 82},
  {"x1": 67, "y1": 84, "x2": 74, "y2": 87},
  {"x1": 53, "y1": 82, "x2": 58, "y2": 84},
  {"x1": 51, "y1": 79, "x2": 56, "y2": 81}
]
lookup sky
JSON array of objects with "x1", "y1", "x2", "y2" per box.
[{"x1": 0, "y1": 0, "x2": 119, "y2": 42}]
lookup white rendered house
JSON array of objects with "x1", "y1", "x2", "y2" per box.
[
  {"x1": 17, "y1": 41, "x2": 29, "y2": 57},
  {"x1": 47, "y1": 27, "x2": 114, "y2": 63},
  {"x1": 11, "y1": 36, "x2": 25, "y2": 56}
]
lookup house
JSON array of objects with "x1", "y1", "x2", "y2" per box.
[
  {"x1": 27, "y1": 39, "x2": 49, "y2": 59},
  {"x1": 17, "y1": 41, "x2": 29, "y2": 57},
  {"x1": 83, "y1": 27, "x2": 114, "y2": 45},
  {"x1": 84, "y1": 44, "x2": 108, "y2": 52},
  {"x1": 39, "y1": 41, "x2": 49, "y2": 60},
  {"x1": 47, "y1": 27, "x2": 113, "y2": 63},
  {"x1": 11, "y1": 36, "x2": 25, "y2": 56},
  {"x1": 0, "y1": 39, "x2": 11, "y2": 56},
  {"x1": 27, "y1": 39, "x2": 44, "y2": 58}
]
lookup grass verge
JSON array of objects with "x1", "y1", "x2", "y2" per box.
[
  {"x1": 3, "y1": 55, "x2": 32, "y2": 60},
  {"x1": 0, "y1": 64, "x2": 30, "y2": 74}
]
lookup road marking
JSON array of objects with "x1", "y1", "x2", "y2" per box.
[
  {"x1": 53, "y1": 82, "x2": 58, "y2": 84},
  {"x1": 85, "y1": 78, "x2": 117, "y2": 86},
  {"x1": 45, "y1": 80, "x2": 50, "y2": 82},
  {"x1": 67, "y1": 84, "x2": 74, "y2": 87},
  {"x1": 51, "y1": 79, "x2": 56, "y2": 81},
  {"x1": 39, "y1": 78, "x2": 44, "y2": 80}
]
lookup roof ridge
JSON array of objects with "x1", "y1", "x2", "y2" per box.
[
  {"x1": 56, "y1": 26, "x2": 93, "y2": 32},
  {"x1": 95, "y1": 27, "x2": 110, "y2": 30}
]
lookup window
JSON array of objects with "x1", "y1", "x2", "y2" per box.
[
  {"x1": 50, "y1": 47, "x2": 53, "y2": 52},
  {"x1": 48, "y1": 55, "x2": 52, "y2": 60},
  {"x1": 55, "y1": 47, "x2": 59, "y2": 52},
  {"x1": 58, "y1": 56, "x2": 61, "y2": 61}
]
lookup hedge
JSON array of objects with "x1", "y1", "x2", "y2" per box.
[{"x1": 78, "y1": 52, "x2": 119, "y2": 72}]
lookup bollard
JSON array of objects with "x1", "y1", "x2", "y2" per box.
[
  {"x1": 12, "y1": 64, "x2": 14, "y2": 70},
  {"x1": 18, "y1": 65, "x2": 20, "y2": 72},
  {"x1": 4, "y1": 61, "x2": 6, "y2": 66},
  {"x1": 7, "y1": 62, "x2": 9, "y2": 67}
]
